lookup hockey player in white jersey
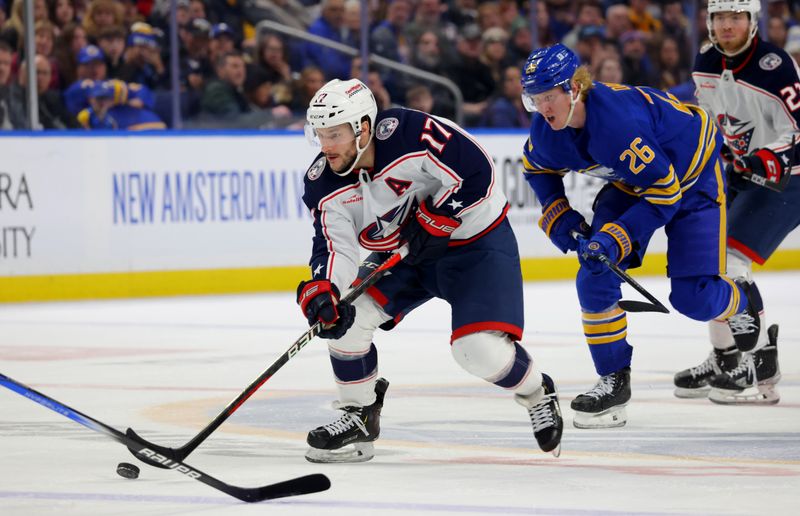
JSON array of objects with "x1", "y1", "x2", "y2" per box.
[
  {"x1": 296, "y1": 78, "x2": 563, "y2": 462},
  {"x1": 677, "y1": 0, "x2": 797, "y2": 404}
]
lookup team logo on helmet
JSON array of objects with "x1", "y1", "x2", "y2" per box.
[
  {"x1": 307, "y1": 156, "x2": 326, "y2": 180},
  {"x1": 759, "y1": 53, "x2": 782, "y2": 71},
  {"x1": 526, "y1": 61, "x2": 538, "y2": 74},
  {"x1": 376, "y1": 117, "x2": 399, "y2": 140}
]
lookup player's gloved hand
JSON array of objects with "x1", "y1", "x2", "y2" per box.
[
  {"x1": 724, "y1": 162, "x2": 754, "y2": 192},
  {"x1": 538, "y1": 197, "x2": 590, "y2": 253},
  {"x1": 296, "y1": 279, "x2": 356, "y2": 339},
  {"x1": 720, "y1": 144, "x2": 734, "y2": 164},
  {"x1": 578, "y1": 222, "x2": 632, "y2": 275},
  {"x1": 731, "y1": 147, "x2": 790, "y2": 192},
  {"x1": 401, "y1": 197, "x2": 462, "y2": 266}
]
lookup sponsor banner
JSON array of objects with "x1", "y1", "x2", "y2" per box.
[{"x1": 1, "y1": 132, "x2": 797, "y2": 280}]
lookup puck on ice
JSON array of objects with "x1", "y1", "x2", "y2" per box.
[{"x1": 116, "y1": 462, "x2": 140, "y2": 479}]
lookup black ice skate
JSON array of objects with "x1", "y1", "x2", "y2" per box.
[
  {"x1": 673, "y1": 346, "x2": 740, "y2": 398},
  {"x1": 515, "y1": 373, "x2": 563, "y2": 457},
  {"x1": 571, "y1": 367, "x2": 631, "y2": 429},
  {"x1": 305, "y1": 378, "x2": 389, "y2": 463},
  {"x1": 726, "y1": 280, "x2": 763, "y2": 352},
  {"x1": 708, "y1": 325, "x2": 781, "y2": 405}
]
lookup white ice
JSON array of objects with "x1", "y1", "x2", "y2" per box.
[{"x1": 1, "y1": 273, "x2": 798, "y2": 515}]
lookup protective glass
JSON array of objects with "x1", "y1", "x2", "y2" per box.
[
  {"x1": 520, "y1": 91, "x2": 560, "y2": 113},
  {"x1": 304, "y1": 124, "x2": 356, "y2": 147}
]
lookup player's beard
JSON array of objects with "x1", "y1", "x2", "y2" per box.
[{"x1": 330, "y1": 144, "x2": 358, "y2": 174}]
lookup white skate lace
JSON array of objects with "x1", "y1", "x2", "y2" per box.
[
  {"x1": 323, "y1": 410, "x2": 369, "y2": 437},
  {"x1": 728, "y1": 312, "x2": 757, "y2": 336},
  {"x1": 725, "y1": 352, "x2": 755, "y2": 383},
  {"x1": 585, "y1": 374, "x2": 616, "y2": 399},
  {"x1": 529, "y1": 394, "x2": 556, "y2": 432},
  {"x1": 689, "y1": 352, "x2": 717, "y2": 378}
]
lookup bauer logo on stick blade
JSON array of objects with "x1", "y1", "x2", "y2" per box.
[{"x1": 116, "y1": 462, "x2": 140, "y2": 479}]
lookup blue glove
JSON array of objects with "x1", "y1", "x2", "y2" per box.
[
  {"x1": 538, "y1": 197, "x2": 590, "y2": 253},
  {"x1": 578, "y1": 222, "x2": 632, "y2": 275}
]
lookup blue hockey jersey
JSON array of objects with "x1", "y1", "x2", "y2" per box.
[{"x1": 522, "y1": 81, "x2": 721, "y2": 245}]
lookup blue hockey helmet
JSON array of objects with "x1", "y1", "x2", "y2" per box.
[{"x1": 521, "y1": 44, "x2": 580, "y2": 97}]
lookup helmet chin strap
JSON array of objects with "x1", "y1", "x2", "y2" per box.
[
  {"x1": 714, "y1": 36, "x2": 754, "y2": 58},
  {"x1": 557, "y1": 85, "x2": 581, "y2": 130},
  {"x1": 334, "y1": 128, "x2": 374, "y2": 177}
]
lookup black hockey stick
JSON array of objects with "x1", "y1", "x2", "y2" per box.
[
  {"x1": 572, "y1": 231, "x2": 669, "y2": 313},
  {"x1": 0, "y1": 372, "x2": 330, "y2": 502},
  {"x1": 127, "y1": 247, "x2": 408, "y2": 466}
]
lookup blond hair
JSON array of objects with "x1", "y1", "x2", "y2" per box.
[{"x1": 572, "y1": 65, "x2": 594, "y2": 101}]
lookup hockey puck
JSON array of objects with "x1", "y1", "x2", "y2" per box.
[{"x1": 116, "y1": 462, "x2": 140, "y2": 479}]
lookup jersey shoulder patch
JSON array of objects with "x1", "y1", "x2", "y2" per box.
[
  {"x1": 376, "y1": 116, "x2": 400, "y2": 140},
  {"x1": 307, "y1": 156, "x2": 326, "y2": 181},
  {"x1": 759, "y1": 52, "x2": 783, "y2": 71}
]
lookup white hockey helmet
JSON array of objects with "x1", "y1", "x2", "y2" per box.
[
  {"x1": 706, "y1": 0, "x2": 761, "y2": 56},
  {"x1": 306, "y1": 78, "x2": 378, "y2": 176}
]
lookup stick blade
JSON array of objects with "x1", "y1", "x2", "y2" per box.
[
  {"x1": 125, "y1": 427, "x2": 186, "y2": 468},
  {"x1": 618, "y1": 299, "x2": 670, "y2": 313},
  {"x1": 238, "y1": 473, "x2": 331, "y2": 502}
]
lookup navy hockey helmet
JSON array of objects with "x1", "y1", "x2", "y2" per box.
[{"x1": 521, "y1": 44, "x2": 580, "y2": 97}]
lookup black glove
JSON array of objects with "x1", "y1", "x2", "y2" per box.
[
  {"x1": 296, "y1": 279, "x2": 355, "y2": 339},
  {"x1": 725, "y1": 162, "x2": 754, "y2": 193},
  {"x1": 401, "y1": 197, "x2": 462, "y2": 266}
]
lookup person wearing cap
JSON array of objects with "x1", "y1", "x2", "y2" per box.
[
  {"x1": 480, "y1": 27, "x2": 510, "y2": 86},
  {"x1": 179, "y1": 17, "x2": 213, "y2": 89},
  {"x1": 574, "y1": 25, "x2": 606, "y2": 65},
  {"x1": 64, "y1": 44, "x2": 108, "y2": 115},
  {"x1": 119, "y1": 23, "x2": 166, "y2": 90},
  {"x1": 78, "y1": 79, "x2": 166, "y2": 129},
  {"x1": 209, "y1": 23, "x2": 236, "y2": 67}
]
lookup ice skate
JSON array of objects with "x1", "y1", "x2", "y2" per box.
[
  {"x1": 515, "y1": 373, "x2": 563, "y2": 457},
  {"x1": 709, "y1": 325, "x2": 781, "y2": 405},
  {"x1": 673, "y1": 346, "x2": 740, "y2": 398},
  {"x1": 571, "y1": 367, "x2": 630, "y2": 429},
  {"x1": 727, "y1": 280, "x2": 763, "y2": 352},
  {"x1": 305, "y1": 377, "x2": 389, "y2": 463}
]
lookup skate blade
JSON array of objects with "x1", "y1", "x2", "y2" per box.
[
  {"x1": 673, "y1": 386, "x2": 710, "y2": 399},
  {"x1": 573, "y1": 406, "x2": 627, "y2": 429},
  {"x1": 550, "y1": 443, "x2": 561, "y2": 458},
  {"x1": 305, "y1": 442, "x2": 375, "y2": 463},
  {"x1": 708, "y1": 384, "x2": 780, "y2": 405}
]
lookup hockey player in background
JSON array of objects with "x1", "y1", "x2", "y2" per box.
[
  {"x1": 674, "y1": 0, "x2": 792, "y2": 404},
  {"x1": 296, "y1": 78, "x2": 563, "y2": 462},
  {"x1": 519, "y1": 43, "x2": 766, "y2": 429}
]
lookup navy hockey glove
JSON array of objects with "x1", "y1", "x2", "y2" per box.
[
  {"x1": 732, "y1": 148, "x2": 790, "y2": 192},
  {"x1": 538, "y1": 197, "x2": 590, "y2": 253},
  {"x1": 401, "y1": 197, "x2": 462, "y2": 266},
  {"x1": 578, "y1": 222, "x2": 633, "y2": 275},
  {"x1": 296, "y1": 279, "x2": 355, "y2": 339}
]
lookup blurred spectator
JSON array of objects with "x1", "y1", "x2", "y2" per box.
[
  {"x1": 594, "y1": 56, "x2": 624, "y2": 84},
  {"x1": 655, "y1": 35, "x2": 687, "y2": 91},
  {"x1": 497, "y1": 0, "x2": 521, "y2": 31},
  {"x1": 619, "y1": 30, "x2": 655, "y2": 86},
  {"x1": 660, "y1": 0, "x2": 691, "y2": 69},
  {"x1": 574, "y1": 25, "x2": 606, "y2": 66},
  {"x1": 768, "y1": 16, "x2": 789, "y2": 48},
  {"x1": 0, "y1": 40, "x2": 26, "y2": 129},
  {"x1": 442, "y1": 0, "x2": 477, "y2": 28},
  {"x1": 534, "y1": 0, "x2": 558, "y2": 47},
  {"x1": 118, "y1": 23, "x2": 167, "y2": 90},
  {"x1": 506, "y1": 18, "x2": 534, "y2": 66},
  {"x1": 18, "y1": 54, "x2": 77, "y2": 128},
  {"x1": 628, "y1": 0, "x2": 661, "y2": 36},
  {"x1": 83, "y1": 0, "x2": 124, "y2": 42},
  {"x1": 243, "y1": 63, "x2": 292, "y2": 125},
  {"x1": 118, "y1": 0, "x2": 144, "y2": 28},
  {"x1": 480, "y1": 65, "x2": 530, "y2": 128},
  {"x1": 201, "y1": 51, "x2": 249, "y2": 117},
  {"x1": 477, "y1": 1, "x2": 502, "y2": 31},
  {"x1": 405, "y1": 84, "x2": 434, "y2": 112},
  {"x1": 404, "y1": 0, "x2": 456, "y2": 60},
  {"x1": 767, "y1": 0, "x2": 797, "y2": 29},
  {"x1": 480, "y1": 27, "x2": 509, "y2": 87},
  {"x1": 53, "y1": 22, "x2": 88, "y2": 87},
  {"x1": 209, "y1": 23, "x2": 236, "y2": 66},
  {"x1": 303, "y1": 0, "x2": 350, "y2": 80},
  {"x1": 1, "y1": 0, "x2": 50, "y2": 51},
  {"x1": 545, "y1": 0, "x2": 576, "y2": 41},
  {"x1": 289, "y1": 65, "x2": 324, "y2": 114},
  {"x1": 78, "y1": 79, "x2": 166, "y2": 129},
  {"x1": 0, "y1": 0, "x2": 7, "y2": 28},
  {"x1": 343, "y1": 0, "x2": 363, "y2": 48},
  {"x1": 408, "y1": 29, "x2": 454, "y2": 117},
  {"x1": 64, "y1": 45, "x2": 107, "y2": 114},
  {"x1": 562, "y1": 0, "x2": 604, "y2": 50},
  {"x1": 179, "y1": 18, "x2": 213, "y2": 91},
  {"x1": 241, "y1": 0, "x2": 312, "y2": 33},
  {"x1": 370, "y1": 0, "x2": 412, "y2": 64},
  {"x1": 604, "y1": 3, "x2": 632, "y2": 43},
  {"x1": 446, "y1": 23, "x2": 495, "y2": 125},
  {"x1": 694, "y1": 3, "x2": 709, "y2": 45},
  {"x1": 188, "y1": 0, "x2": 206, "y2": 20},
  {"x1": 255, "y1": 33, "x2": 293, "y2": 84},
  {"x1": 49, "y1": 0, "x2": 78, "y2": 35},
  {"x1": 34, "y1": 20, "x2": 61, "y2": 89},
  {"x1": 785, "y1": 25, "x2": 800, "y2": 64},
  {"x1": 96, "y1": 26, "x2": 126, "y2": 78}
]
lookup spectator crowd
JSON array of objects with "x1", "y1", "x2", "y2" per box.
[{"x1": 1, "y1": 0, "x2": 799, "y2": 130}]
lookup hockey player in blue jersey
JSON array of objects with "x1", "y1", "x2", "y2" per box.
[
  {"x1": 520, "y1": 43, "x2": 766, "y2": 428},
  {"x1": 675, "y1": 0, "x2": 790, "y2": 405},
  {"x1": 297, "y1": 78, "x2": 563, "y2": 462}
]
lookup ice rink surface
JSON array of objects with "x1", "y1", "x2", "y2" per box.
[{"x1": 1, "y1": 272, "x2": 798, "y2": 515}]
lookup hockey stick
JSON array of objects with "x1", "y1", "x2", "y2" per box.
[
  {"x1": 0, "y1": 372, "x2": 330, "y2": 502},
  {"x1": 127, "y1": 247, "x2": 408, "y2": 466},
  {"x1": 571, "y1": 231, "x2": 670, "y2": 313}
]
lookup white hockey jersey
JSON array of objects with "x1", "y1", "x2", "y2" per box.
[
  {"x1": 301, "y1": 108, "x2": 509, "y2": 291},
  {"x1": 692, "y1": 37, "x2": 800, "y2": 174}
]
